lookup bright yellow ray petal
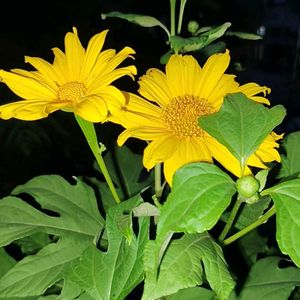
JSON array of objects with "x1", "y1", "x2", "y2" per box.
[
  {"x1": 165, "y1": 54, "x2": 202, "y2": 98},
  {"x1": 87, "y1": 65, "x2": 136, "y2": 92},
  {"x1": 163, "y1": 137, "x2": 212, "y2": 185},
  {"x1": 112, "y1": 92, "x2": 164, "y2": 128},
  {"x1": 117, "y1": 127, "x2": 168, "y2": 146},
  {"x1": 25, "y1": 56, "x2": 64, "y2": 86},
  {"x1": 0, "y1": 99, "x2": 65, "y2": 120},
  {"x1": 138, "y1": 68, "x2": 172, "y2": 106},
  {"x1": 207, "y1": 74, "x2": 239, "y2": 109},
  {"x1": 51, "y1": 47, "x2": 67, "y2": 83},
  {"x1": 80, "y1": 29, "x2": 108, "y2": 82},
  {"x1": 143, "y1": 134, "x2": 178, "y2": 170},
  {"x1": 204, "y1": 135, "x2": 252, "y2": 178},
  {"x1": 236, "y1": 82, "x2": 271, "y2": 105},
  {"x1": 195, "y1": 50, "x2": 230, "y2": 99},
  {"x1": 0, "y1": 70, "x2": 56, "y2": 99},
  {"x1": 74, "y1": 96, "x2": 108, "y2": 122},
  {"x1": 64, "y1": 27, "x2": 85, "y2": 80}
]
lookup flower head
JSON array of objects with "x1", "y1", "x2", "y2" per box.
[
  {"x1": 112, "y1": 50, "x2": 281, "y2": 185},
  {"x1": 0, "y1": 27, "x2": 137, "y2": 122}
]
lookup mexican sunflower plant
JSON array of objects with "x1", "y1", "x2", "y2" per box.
[{"x1": 1, "y1": 1, "x2": 300, "y2": 300}]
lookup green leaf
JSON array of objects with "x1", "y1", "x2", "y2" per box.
[
  {"x1": 225, "y1": 31, "x2": 262, "y2": 40},
  {"x1": 233, "y1": 197, "x2": 271, "y2": 230},
  {"x1": 277, "y1": 131, "x2": 300, "y2": 179},
  {"x1": 0, "y1": 248, "x2": 16, "y2": 278},
  {"x1": 262, "y1": 179, "x2": 300, "y2": 267},
  {"x1": 170, "y1": 22, "x2": 231, "y2": 53},
  {"x1": 142, "y1": 233, "x2": 235, "y2": 300},
  {"x1": 199, "y1": 93, "x2": 286, "y2": 171},
  {"x1": 103, "y1": 145, "x2": 153, "y2": 200},
  {"x1": 157, "y1": 162, "x2": 236, "y2": 238},
  {"x1": 167, "y1": 287, "x2": 215, "y2": 300},
  {"x1": 101, "y1": 11, "x2": 170, "y2": 37},
  {"x1": 239, "y1": 256, "x2": 300, "y2": 300},
  {"x1": 237, "y1": 230, "x2": 268, "y2": 266},
  {"x1": 71, "y1": 195, "x2": 149, "y2": 300},
  {"x1": 0, "y1": 175, "x2": 104, "y2": 297},
  {"x1": 14, "y1": 232, "x2": 51, "y2": 255},
  {"x1": 0, "y1": 237, "x2": 89, "y2": 297}
]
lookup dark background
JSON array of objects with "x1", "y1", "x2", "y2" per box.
[{"x1": 0, "y1": 0, "x2": 300, "y2": 196}]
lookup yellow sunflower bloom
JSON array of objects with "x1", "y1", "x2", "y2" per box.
[
  {"x1": 0, "y1": 27, "x2": 137, "y2": 122},
  {"x1": 112, "y1": 50, "x2": 282, "y2": 185}
]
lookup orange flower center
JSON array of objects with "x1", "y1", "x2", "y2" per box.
[
  {"x1": 162, "y1": 94, "x2": 215, "y2": 137},
  {"x1": 58, "y1": 81, "x2": 86, "y2": 103}
]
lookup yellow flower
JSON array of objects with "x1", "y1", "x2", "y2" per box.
[
  {"x1": 0, "y1": 27, "x2": 137, "y2": 122},
  {"x1": 112, "y1": 50, "x2": 282, "y2": 185}
]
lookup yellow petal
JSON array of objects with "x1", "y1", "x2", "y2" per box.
[
  {"x1": 80, "y1": 29, "x2": 108, "y2": 81},
  {"x1": 64, "y1": 27, "x2": 85, "y2": 80},
  {"x1": 25, "y1": 56, "x2": 64, "y2": 86},
  {"x1": 87, "y1": 65, "x2": 136, "y2": 92},
  {"x1": 117, "y1": 126, "x2": 167, "y2": 146},
  {"x1": 0, "y1": 70, "x2": 56, "y2": 99},
  {"x1": 138, "y1": 68, "x2": 172, "y2": 106},
  {"x1": 74, "y1": 96, "x2": 108, "y2": 122},
  {"x1": 112, "y1": 92, "x2": 163, "y2": 128},
  {"x1": 165, "y1": 54, "x2": 202, "y2": 98},
  {"x1": 195, "y1": 50, "x2": 230, "y2": 99},
  {"x1": 0, "y1": 99, "x2": 64, "y2": 120},
  {"x1": 143, "y1": 134, "x2": 178, "y2": 170},
  {"x1": 204, "y1": 135, "x2": 252, "y2": 178},
  {"x1": 207, "y1": 74, "x2": 238, "y2": 109},
  {"x1": 164, "y1": 137, "x2": 212, "y2": 185},
  {"x1": 236, "y1": 82, "x2": 271, "y2": 105}
]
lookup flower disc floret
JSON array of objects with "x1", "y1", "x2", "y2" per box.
[{"x1": 162, "y1": 94, "x2": 215, "y2": 137}]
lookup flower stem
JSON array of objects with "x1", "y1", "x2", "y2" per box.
[
  {"x1": 223, "y1": 205, "x2": 276, "y2": 246},
  {"x1": 177, "y1": 0, "x2": 188, "y2": 35},
  {"x1": 75, "y1": 115, "x2": 121, "y2": 204},
  {"x1": 219, "y1": 197, "x2": 243, "y2": 242},
  {"x1": 153, "y1": 163, "x2": 163, "y2": 208},
  {"x1": 170, "y1": 0, "x2": 177, "y2": 36}
]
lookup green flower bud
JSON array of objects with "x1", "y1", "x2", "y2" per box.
[
  {"x1": 188, "y1": 20, "x2": 199, "y2": 34},
  {"x1": 236, "y1": 175, "x2": 260, "y2": 198}
]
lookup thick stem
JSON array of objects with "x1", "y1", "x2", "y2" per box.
[
  {"x1": 219, "y1": 197, "x2": 243, "y2": 242},
  {"x1": 75, "y1": 115, "x2": 121, "y2": 204},
  {"x1": 223, "y1": 205, "x2": 276, "y2": 246},
  {"x1": 152, "y1": 163, "x2": 163, "y2": 208},
  {"x1": 177, "y1": 0, "x2": 188, "y2": 35}
]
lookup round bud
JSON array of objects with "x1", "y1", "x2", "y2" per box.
[
  {"x1": 188, "y1": 21, "x2": 199, "y2": 34},
  {"x1": 236, "y1": 175, "x2": 260, "y2": 198}
]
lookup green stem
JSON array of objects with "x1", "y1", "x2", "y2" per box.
[
  {"x1": 219, "y1": 197, "x2": 243, "y2": 242},
  {"x1": 170, "y1": 0, "x2": 177, "y2": 36},
  {"x1": 155, "y1": 163, "x2": 162, "y2": 197},
  {"x1": 152, "y1": 163, "x2": 163, "y2": 208},
  {"x1": 177, "y1": 0, "x2": 188, "y2": 34},
  {"x1": 223, "y1": 205, "x2": 276, "y2": 246},
  {"x1": 75, "y1": 115, "x2": 121, "y2": 204}
]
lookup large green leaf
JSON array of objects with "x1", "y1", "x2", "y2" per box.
[
  {"x1": 157, "y1": 162, "x2": 236, "y2": 238},
  {"x1": 199, "y1": 92, "x2": 286, "y2": 171},
  {"x1": 0, "y1": 248, "x2": 16, "y2": 278},
  {"x1": 167, "y1": 287, "x2": 215, "y2": 300},
  {"x1": 0, "y1": 175, "x2": 104, "y2": 297},
  {"x1": 261, "y1": 179, "x2": 300, "y2": 267},
  {"x1": 170, "y1": 22, "x2": 231, "y2": 53},
  {"x1": 277, "y1": 131, "x2": 300, "y2": 179},
  {"x1": 239, "y1": 256, "x2": 300, "y2": 300},
  {"x1": 102, "y1": 145, "x2": 153, "y2": 200},
  {"x1": 71, "y1": 195, "x2": 149, "y2": 300},
  {"x1": 101, "y1": 11, "x2": 170, "y2": 37},
  {"x1": 142, "y1": 233, "x2": 235, "y2": 300}
]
